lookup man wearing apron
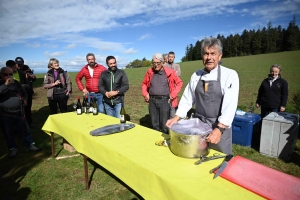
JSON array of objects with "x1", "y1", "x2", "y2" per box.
[{"x1": 166, "y1": 37, "x2": 239, "y2": 154}]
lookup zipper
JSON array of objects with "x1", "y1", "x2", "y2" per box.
[{"x1": 110, "y1": 71, "x2": 114, "y2": 105}]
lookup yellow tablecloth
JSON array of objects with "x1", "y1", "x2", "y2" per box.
[{"x1": 42, "y1": 112, "x2": 262, "y2": 200}]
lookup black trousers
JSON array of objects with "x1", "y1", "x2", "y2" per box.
[
  {"x1": 25, "y1": 92, "x2": 33, "y2": 123},
  {"x1": 48, "y1": 93, "x2": 68, "y2": 114},
  {"x1": 148, "y1": 97, "x2": 170, "y2": 134}
]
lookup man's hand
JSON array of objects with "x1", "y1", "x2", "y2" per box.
[
  {"x1": 280, "y1": 106, "x2": 286, "y2": 112},
  {"x1": 256, "y1": 103, "x2": 260, "y2": 109},
  {"x1": 144, "y1": 94, "x2": 150, "y2": 102},
  {"x1": 82, "y1": 88, "x2": 89, "y2": 96},
  {"x1": 5, "y1": 78, "x2": 14, "y2": 85},
  {"x1": 28, "y1": 74, "x2": 35, "y2": 79},
  {"x1": 105, "y1": 91, "x2": 118, "y2": 98},
  {"x1": 206, "y1": 128, "x2": 222, "y2": 144},
  {"x1": 166, "y1": 115, "x2": 180, "y2": 128},
  {"x1": 23, "y1": 100, "x2": 28, "y2": 107}
]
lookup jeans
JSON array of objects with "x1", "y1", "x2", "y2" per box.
[
  {"x1": 104, "y1": 102, "x2": 122, "y2": 118},
  {"x1": 149, "y1": 97, "x2": 170, "y2": 134},
  {"x1": 261, "y1": 106, "x2": 279, "y2": 119},
  {"x1": 88, "y1": 93, "x2": 105, "y2": 114},
  {"x1": 0, "y1": 115, "x2": 34, "y2": 149}
]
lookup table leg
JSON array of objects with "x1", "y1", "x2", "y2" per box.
[
  {"x1": 51, "y1": 132, "x2": 54, "y2": 158},
  {"x1": 83, "y1": 154, "x2": 89, "y2": 190}
]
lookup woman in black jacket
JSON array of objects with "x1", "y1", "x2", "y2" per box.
[{"x1": 256, "y1": 64, "x2": 288, "y2": 118}]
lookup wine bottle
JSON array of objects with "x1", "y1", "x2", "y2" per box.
[
  {"x1": 89, "y1": 96, "x2": 93, "y2": 113},
  {"x1": 85, "y1": 96, "x2": 89, "y2": 114},
  {"x1": 76, "y1": 96, "x2": 82, "y2": 115},
  {"x1": 82, "y1": 96, "x2": 86, "y2": 113},
  {"x1": 120, "y1": 103, "x2": 126, "y2": 123},
  {"x1": 92, "y1": 97, "x2": 98, "y2": 115}
]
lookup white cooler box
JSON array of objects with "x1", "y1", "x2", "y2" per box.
[{"x1": 259, "y1": 112, "x2": 299, "y2": 160}]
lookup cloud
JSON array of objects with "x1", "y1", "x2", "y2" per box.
[
  {"x1": 0, "y1": 0, "x2": 282, "y2": 48},
  {"x1": 43, "y1": 43, "x2": 58, "y2": 48},
  {"x1": 123, "y1": 48, "x2": 138, "y2": 54},
  {"x1": 26, "y1": 42, "x2": 41, "y2": 48},
  {"x1": 65, "y1": 43, "x2": 76, "y2": 49},
  {"x1": 138, "y1": 34, "x2": 151, "y2": 40},
  {"x1": 44, "y1": 51, "x2": 67, "y2": 58}
]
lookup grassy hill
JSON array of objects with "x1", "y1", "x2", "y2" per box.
[{"x1": 1, "y1": 51, "x2": 300, "y2": 199}]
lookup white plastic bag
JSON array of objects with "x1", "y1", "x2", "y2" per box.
[{"x1": 170, "y1": 118, "x2": 212, "y2": 136}]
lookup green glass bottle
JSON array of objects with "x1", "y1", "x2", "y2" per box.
[
  {"x1": 120, "y1": 103, "x2": 126, "y2": 123},
  {"x1": 92, "y1": 97, "x2": 98, "y2": 115}
]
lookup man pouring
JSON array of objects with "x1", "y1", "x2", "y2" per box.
[{"x1": 166, "y1": 37, "x2": 239, "y2": 154}]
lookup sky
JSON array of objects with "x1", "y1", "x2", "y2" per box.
[{"x1": 0, "y1": 0, "x2": 299, "y2": 74}]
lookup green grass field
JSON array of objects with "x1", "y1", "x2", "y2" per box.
[{"x1": 1, "y1": 51, "x2": 300, "y2": 199}]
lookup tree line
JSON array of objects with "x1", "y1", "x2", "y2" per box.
[
  {"x1": 182, "y1": 16, "x2": 300, "y2": 61},
  {"x1": 125, "y1": 16, "x2": 299, "y2": 68}
]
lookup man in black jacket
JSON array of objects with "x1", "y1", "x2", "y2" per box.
[
  {"x1": 15, "y1": 57, "x2": 36, "y2": 127},
  {"x1": 6, "y1": 60, "x2": 30, "y2": 92},
  {"x1": 0, "y1": 67, "x2": 40, "y2": 158},
  {"x1": 99, "y1": 56, "x2": 129, "y2": 118}
]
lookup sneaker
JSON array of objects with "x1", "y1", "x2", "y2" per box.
[
  {"x1": 10, "y1": 148, "x2": 18, "y2": 158},
  {"x1": 27, "y1": 144, "x2": 41, "y2": 152}
]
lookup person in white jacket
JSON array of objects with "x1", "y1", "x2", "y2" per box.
[{"x1": 166, "y1": 37, "x2": 239, "y2": 154}]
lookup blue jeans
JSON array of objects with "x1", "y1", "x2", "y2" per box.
[
  {"x1": 0, "y1": 115, "x2": 34, "y2": 149},
  {"x1": 88, "y1": 93, "x2": 105, "y2": 114},
  {"x1": 261, "y1": 106, "x2": 279, "y2": 118},
  {"x1": 104, "y1": 102, "x2": 122, "y2": 118}
]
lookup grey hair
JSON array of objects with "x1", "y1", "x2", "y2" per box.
[
  {"x1": 152, "y1": 53, "x2": 164, "y2": 62},
  {"x1": 270, "y1": 64, "x2": 282, "y2": 72},
  {"x1": 86, "y1": 53, "x2": 95, "y2": 60},
  {"x1": 201, "y1": 37, "x2": 223, "y2": 55},
  {"x1": 48, "y1": 58, "x2": 59, "y2": 69}
]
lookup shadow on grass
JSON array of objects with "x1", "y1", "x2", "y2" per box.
[
  {"x1": 87, "y1": 158, "x2": 144, "y2": 200},
  {"x1": 0, "y1": 104, "x2": 61, "y2": 199}
]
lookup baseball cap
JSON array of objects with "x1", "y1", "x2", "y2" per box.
[{"x1": 15, "y1": 57, "x2": 24, "y2": 64}]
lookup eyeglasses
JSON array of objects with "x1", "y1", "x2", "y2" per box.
[
  {"x1": 152, "y1": 62, "x2": 162, "y2": 65},
  {"x1": 2, "y1": 73, "x2": 13, "y2": 76}
]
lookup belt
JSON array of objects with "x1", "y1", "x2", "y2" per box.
[
  {"x1": 150, "y1": 95, "x2": 169, "y2": 99},
  {"x1": 1, "y1": 107, "x2": 21, "y2": 115},
  {"x1": 90, "y1": 92, "x2": 101, "y2": 94},
  {"x1": 2, "y1": 107, "x2": 21, "y2": 111}
]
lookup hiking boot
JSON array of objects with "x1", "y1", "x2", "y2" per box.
[
  {"x1": 27, "y1": 144, "x2": 41, "y2": 152},
  {"x1": 10, "y1": 148, "x2": 18, "y2": 158}
]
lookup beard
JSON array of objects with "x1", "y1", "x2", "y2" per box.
[
  {"x1": 89, "y1": 62, "x2": 95, "y2": 67},
  {"x1": 110, "y1": 65, "x2": 117, "y2": 71}
]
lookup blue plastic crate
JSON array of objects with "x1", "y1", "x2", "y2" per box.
[{"x1": 232, "y1": 112, "x2": 261, "y2": 147}]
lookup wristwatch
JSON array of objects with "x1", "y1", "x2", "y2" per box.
[{"x1": 216, "y1": 125, "x2": 226, "y2": 134}]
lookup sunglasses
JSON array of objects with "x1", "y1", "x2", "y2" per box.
[{"x1": 2, "y1": 73, "x2": 13, "y2": 76}]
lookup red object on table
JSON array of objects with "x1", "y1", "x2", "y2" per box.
[{"x1": 219, "y1": 156, "x2": 300, "y2": 200}]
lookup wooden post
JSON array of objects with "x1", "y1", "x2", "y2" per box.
[
  {"x1": 83, "y1": 154, "x2": 89, "y2": 190},
  {"x1": 51, "y1": 132, "x2": 55, "y2": 158}
]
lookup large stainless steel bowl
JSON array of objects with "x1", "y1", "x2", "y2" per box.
[{"x1": 169, "y1": 128, "x2": 209, "y2": 158}]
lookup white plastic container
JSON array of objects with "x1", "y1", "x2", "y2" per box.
[{"x1": 259, "y1": 112, "x2": 299, "y2": 160}]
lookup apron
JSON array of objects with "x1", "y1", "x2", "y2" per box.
[{"x1": 194, "y1": 66, "x2": 232, "y2": 154}]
